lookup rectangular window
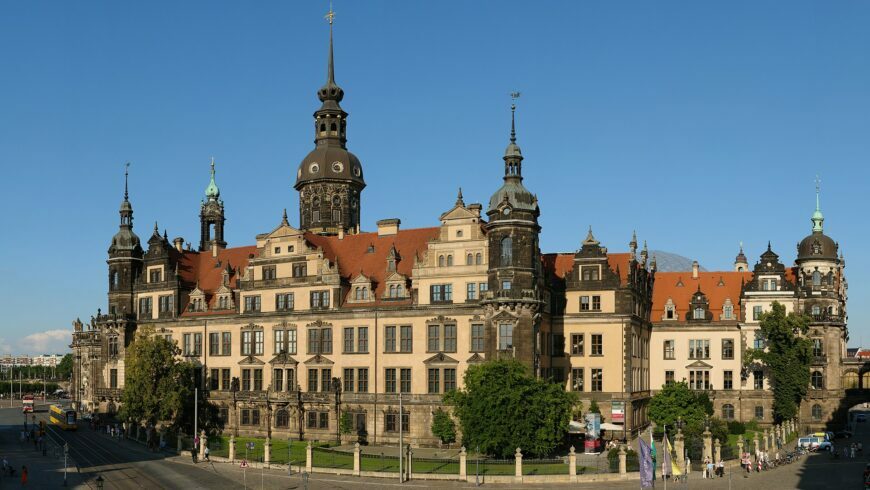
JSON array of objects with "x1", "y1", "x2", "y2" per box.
[
  {"x1": 471, "y1": 324, "x2": 485, "y2": 352},
  {"x1": 579, "y1": 293, "x2": 590, "y2": 310},
  {"x1": 591, "y1": 334, "x2": 603, "y2": 356},
  {"x1": 385, "y1": 368, "x2": 397, "y2": 393},
  {"x1": 307, "y1": 412, "x2": 317, "y2": 429},
  {"x1": 385, "y1": 413, "x2": 397, "y2": 432},
  {"x1": 344, "y1": 327, "x2": 355, "y2": 353},
  {"x1": 400, "y1": 326, "x2": 412, "y2": 353},
  {"x1": 158, "y1": 295, "x2": 174, "y2": 313},
  {"x1": 722, "y1": 339, "x2": 734, "y2": 360},
  {"x1": 581, "y1": 266, "x2": 599, "y2": 281},
  {"x1": 571, "y1": 368, "x2": 584, "y2": 391},
  {"x1": 665, "y1": 370, "x2": 675, "y2": 387},
  {"x1": 357, "y1": 327, "x2": 368, "y2": 353},
  {"x1": 466, "y1": 283, "x2": 477, "y2": 300},
  {"x1": 444, "y1": 368, "x2": 456, "y2": 392},
  {"x1": 183, "y1": 333, "x2": 192, "y2": 356},
  {"x1": 308, "y1": 369, "x2": 318, "y2": 392},
  {"x1": 242, "y1": 369, "x2": 251, "y2": 391},
  {"x1": 592, "y1": 295, "x2": 601, "y2": 311},
  {"x1": 754, "y1": 371, "x2": 763, "y2": 390},
  {"x1": 243, "y1": 410, "x2": 251, "y2": 426},
  {"x1": 276, "y1": 293, "x2": 294, "y2": 311},
  {"x1": 812, "y1": 338, "x2": 823, "y2": 357},
  {"x1": 689, "y1": 370, "x2": 710, "y2": 390},
  {"x1": 755, "y1": 406, "x2": 764, "y2": 419},
  {"x1": 688, "y1": 339, "x2": 710, "y2": 359},
  {"x1": 358, "y1": 368, "x2": 369, "y2": 393},
  {"x1": 286, "y1": 329, "x2": 297, "y2": 354},
  {"x1": 430, "y1": 284, "x2": 453, "y2": 303},
  {"x1": 110, "y1": 369, "x2": 118, "y2": 388},
  {"x1": 150, "y1": 269, "x2": 162, "y2": 283},
  {"x1": 662, "y1": 339, "x2": 674, "y2": 360},
  {"x1": 273, "y1": 369, "x2": 283, "y2": 392},
  {"x1": 308, "y1": 329, "x2": 320, "y2": 354},
  {"x1": 254, "y1": 330, "x2": 264, "y2": 355},
  {"x1": 591, "y1": 368, "x2": 603, "y2": 392},
  {"x1": 222, "y1": 332, "x2": 231, "y2": 355},
  {"x1": 244, "y1": 295, "x2": 261, "y2": 313},
  {"x1": 723, "y1": 370, "x2": 733, "y2": 390},
  {"x1": 286, "y1": 369, "x2": 295, "y2": 391},
  {"x1": 274, "y1": 329, "x2": 285, "y2": 354},
  {"x1": 385, "y1": 326, "x2": 396, "y2": 352},
  {"x1": 209, "y1": 332, "x2": 220, "y2": 356},
  {"x1": 221, "y1": 369, "x2": 230, "y2": 390},
  {"x1": 753, "y1": 305, "x2": 763, "y2": 321},
  {"x1": 753, "y1": 332, "x2": 765, "y2": 349},
  {"x1": 262, "y1": 266, "x2": 276, "y2": 280},
  {"x1": 501, "y1": 280, "x2": 511, "y2": 290},
  {"x1": 194, "y1": 333, "x2": 202, "y2": 356},
  {"x1": 139, "y1": 297, "x2": 152, "y2": 316},
  {"x1": 210, "y1": 369, "x2": 219, "y2": 390},
  {"x1": 310, "y1": 291, "x2": 330, "y2": 309},
  {"x1": 321, "y1": 368, "x2": 332, "y2": 393},
  {"x1": 571, "y1": 334, "x2": 584, "y2": 356},
  {"x1": 427, "y1": 325, "x2": 440, "y2": 352},
  {"x1": 428, "y1": 368, "x2": 440, "y2": 394},
  {"x1": 293, "y1": 263, "x2": 307, "y2": 278},
  {"x1": 400, "y1": 368, "x2": 411, "y2": 393},
  {"x1": 343, "y1": 368, "x2": 354, "y2": 393},
  {"x1": 443, "y1": 324, "x2": 457, "y2": 352},
  {"x1": 498, "y1": 323, "x2": 514, "y2": 350}
]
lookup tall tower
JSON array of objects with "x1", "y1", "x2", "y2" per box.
[
  {"x1": 199, "y1": 158, "x2": 226, "y2": 251},
  {"x1": 107, "y1": 165, "x2": 144, "y2": 316},
  {"x1": 482, "y1": 96, "x2": 543, "y2": 372},
  {"x1": 294, "y1": 6, "x2": 365, "y2": 235}
]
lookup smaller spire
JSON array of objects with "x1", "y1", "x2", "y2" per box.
[
  {"x1": 812, "y1": 175, "x2": 824, "y2": 232},
  {"x1": 767, "y1": 241, "x2": 772, "y2": 252},
  {"x1": 583, "y1": 226, "x2": 600, "y2": 246},
  {"x1": 456, "y1": 187, "x2": 465, "y2": 207},
  {"x1": 124, "y1": 162, "x2": 130, "y2": 201},
  {"x1": 153, "y1": 221, "x2": 159, "y2": 233},
  {"x1": 281, "y1": 208, "x2": 290, "y2": 226},
  {"x1": 629, "y1": 230, "x2": 638, "y2": 256},
  {"x1": 205, "y1": 157, "x2": 220, "y2": 200},
  {"x1": 503, "y1": 92, "x2": 523, "y2": 165}
]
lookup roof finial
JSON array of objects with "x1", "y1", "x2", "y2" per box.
[
  {"x1": 124, "y1": 162, "x2": 130, "y2": 201},
  {"x1": 205, "y1": 157, "x2": 220, "y2": 199},
  {"x1": 281, "y1": 208, "x2": 289, "y2": 226},
  {"x1": 456, "y1": 187, "x2": 465, "y2": 206},
  {"x1": 739, "y1": 240, "x2": 744, "y2": 253},
  {"x1": 510, "y1": 91, "x2": 520, "y2": 143},
  {"x1": 326, "y1": 2, "x2": 336, "y2": 85},
  {"x1": 767, "y1": 240, "x2": 772, "y2": 251},
  {"x1": 812, "y1": 175, "x2": 824, "y2": 232}
]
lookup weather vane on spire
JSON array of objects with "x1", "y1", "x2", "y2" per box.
[
  {"x1": 510, "y1": 91, "x2": 521, "y2": 109},
  {"x1": 124, "y1": 162, "x2": 130, "y2": 200},
  {"x1": 325, "y1": 2, "x2": 335, "y2": 25}
]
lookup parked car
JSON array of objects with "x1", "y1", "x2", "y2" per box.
[
  {"x1": 798, "y1": 437, "x2": 815, "y2": 449},
  {"x1": 818, "y1": 440, "x2": 833, "y2": 451}
]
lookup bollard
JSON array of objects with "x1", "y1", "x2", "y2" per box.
[
  {"x1": 514, "y1": 447, "x2": 523, "y2": 480},
  {"x1": 568, "y1": 446, "x2": 577, "y2": 480},
  {"x1": 407, "y1": 446, "x2": 413, "y2": 481},
  {"x1": 353, "y1": 442, "x2": 361, "y2": 476},
  {"x1": 459, "y1": 446, "x2": 467, "y2": 481},
  {"x1": 200, "y1": 431, "x2": 208, "y2": 462},
  {"x1": 618, "y1": 444, "x2": 627, "y2": 476},
  {"x1": 177, "y1": 432, "x2": 183, "y2": 452},
  {"x1": 305, "y1": 440, "x2": 313, "y2": 472}
]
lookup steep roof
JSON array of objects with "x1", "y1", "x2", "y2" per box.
[
  {"x1": 651, "y1": 270, "x2": 752, "y2": 321},
  {"x1": 177, "y1": 245, "x2": 257, "y2": 315},
  {"x1": 541, "y1": 251, "x2": 636, "y2": 285}
]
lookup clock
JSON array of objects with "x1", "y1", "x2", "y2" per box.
[{"x1": 502, "y1": 207, "x2": 511, "y2": 216}]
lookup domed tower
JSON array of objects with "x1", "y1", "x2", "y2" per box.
[
  {"x1": 199, "y1": 158, "x2": 226, "y2": 251},
  {"x1": 107, "y1": 166, "x2": 144, "y2": 317},
  {"x1": 294, "y1": 8, "x2": 365, "y2": 235},
  {"x1": 734, "y1": 242, "x2": 749, "y2": 272},
  {"x1": 482, "y1": 97, "x2": 543, "y2": 371}
]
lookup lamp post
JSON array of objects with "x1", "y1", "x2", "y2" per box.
[
  {"x1": 332, "y1": 377, "x2": 342, "y2": 445},
  {"x1": 296, "y1": 383, "x2": 304, "y2": 441}
]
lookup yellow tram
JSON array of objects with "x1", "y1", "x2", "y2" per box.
[{"x1": 49, "y1": 404, "x2": 77, "y2": 430}]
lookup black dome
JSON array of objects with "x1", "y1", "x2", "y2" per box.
[
  {"x1": 797, "y1": 231, "x2": 838, "y2": 262},
  {"x1": 294, "y1": 145, "x2": 365, "y2": 189}
]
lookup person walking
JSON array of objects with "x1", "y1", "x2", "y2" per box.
[
  {"x1": 20, "y1": 465, "x2": 27, "y2": 486},
  {"x1": 851, "y1": 443, "x2": 857, "y2": 459},
  {"x1": 204, "y1": 445, "x2": 210, "y2": 462},
  {"x1": 707, "y1": 458, "x2": 715, "y2": 478}
]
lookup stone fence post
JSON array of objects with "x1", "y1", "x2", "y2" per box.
[
  {"x1": 714, "y1": 438, "x2": 721, "y2": 463},
  {"x1": 674, "y1": 429, "x2": 685, "y2": 474},
  {"x1": 619, "y1": 444, "x2": 627, "y2": 476},
  {"x1": 353, "y1": 443, "x2": 361, "y2": 476},
  {"x1": 752, "y1": 432, "x2": 759, "y2": 457},
  {"x1": 737, "y1": 436, "x2": 744, "y2": 458},
  {"x1": 177, "y1": 432, "x2": 183, "y2": 452},
  {"x1": 459, "y1": 447, "x2": 467, "y2": 481},
  {"x1": 264, "y1": 436, "x2": 271, "y2": 466},
  {"x1": 407, "y1": 446, "x2": 413, "y2": 481},
  {"x1": 229, "y1": 435, "x2": 236, "y2": 462},
  {"x1": 305, "y1": 441, "x2": 313, "y2": 472},
  {"x1": 703, "y1": 427, "x2": 712, "y2": 461},
  {"x1": 200, "y1": 431, "x2": 208, "y2": 461},
  {"x1": 514, "y1": 448, "x2": 523, "y2": 481},
  {"x1": 568, "y1": 446, "x2": 577, "y2": 481}
]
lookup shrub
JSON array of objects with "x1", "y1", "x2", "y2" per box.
[
  {"x1": 727, "y1": 421, "x2": 746, "y2": 435},
  {"x1": 607, "y1": 447, "x2": 638, "y2": 471},
  {"x1": 745, "y1": 419, "x2": 760, "y2": 432}
]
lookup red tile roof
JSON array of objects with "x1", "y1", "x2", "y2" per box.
[
  {"x1": 542, "y1": 252, "x2": 637, "y2": 286},
  {"x1": 177, "y1": 245, "x2": 257, "y2": 315},
  {"x1": 651, "y1": 271, "x2": 752, "y2": 321}
]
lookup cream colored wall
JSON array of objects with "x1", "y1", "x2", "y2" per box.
[
  {"x1": 650, "y1": 327, "x2": 743, "y2": 391},
  {"x1": 564, "y1": 291, "x2": 616, "y2": 314},
  {"x1": 562, "y1": 318, "x2": 626, "y2": 394}
]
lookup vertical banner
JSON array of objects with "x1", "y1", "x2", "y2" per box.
[
  {"x1": 611, "y1": 401, "x2": 625, "y2": 423},
  {"x1": 638, "y1": 437, "x2": 654, "y2": 488}
]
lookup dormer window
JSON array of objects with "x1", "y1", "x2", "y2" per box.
[
  {"x1": 693, "y1": 307, "x2": 705, "y2": 320},
  {"x1": 761, "y1": 279, "x2": 778, "y2": 291},
  {"x1": 354, "y1": 287, "x2": 369, "y2": 301},
  {"x1": 723, "y1": 303, "x2": 733, "y2": 320},
  {"x1": 150, "y1": 269, "x2": 162, "y2": 283},
  {"x1": 581, "y1": 266, "x2": 599, "y2": 281},
  {"x1": 666, "y1": 306, "x2": 675, "y2": 319}
]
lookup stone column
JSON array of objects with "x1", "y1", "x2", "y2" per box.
[
  {"x1": 407, "y1": 446, "x2": 413, "y2": 481},
  {"x1": 353, "y1": 443, "x2": 361, "y2": 476},
  {"x1": 752, "y1": 432, "x2": 760, "y2": 457},
  {"x1": 177, "y1": 432, "x2": 183, "y2": 452},
  {"x1": 619, "y1": 445, "x2": 627, "y2": 476},
  {"x1": 515, "y1": 448, "x2": 523, "y2": 480},
  {"x1": 762, "y1": 428, "x2": 769, "y2": 452},
  {"x1": 568, "y1": 446, "x2": 577, "y2": 481},
  {"x1": 714, "y1": 438, "x2": 721, "y2": 463},
  {"x1": 674, "y1": 429, "x2": 685, "y2": 474},
  {"x1": 459, "y1": 447, "x2": 467, "y2": 481},
  {"x1": 229, "y1": 435, "x2": 236, "y2": 462},
  {"x1": 264, "y1": 436, "x2": 271, "y2": 465},
  {"x1": 199, "y1": 431, "x2": 208, "y2": 461},
  {"x1": 305, "y1": 441, "x2": 313, "y2": 472},
  {"x1": 737, "y1": 436, "x2": 744, "y2": 458},
  {"x1": 703, "y1": 427, "x2": 712, "y2": 461}
]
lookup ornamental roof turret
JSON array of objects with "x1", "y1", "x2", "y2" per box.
[
  {"x1": 205, "y1": 157, "x2": 220, "y2": 200},
  {"x1": 109, "y1": 164, "x2": 143, "y2": 255},
  {"x1": 487, "y1": 96, "x2": 538, "y2": 215},
  {"x1": 797, "y1": 178, "x2": 838, "y2": 262}
]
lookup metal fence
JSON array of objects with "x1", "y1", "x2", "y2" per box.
[
  {"x1": 411, "y1": 457, "x2": 460, "y2": 475},
  {"x1": 359, "y1": 451, "x2": 401, "y2": 472}
]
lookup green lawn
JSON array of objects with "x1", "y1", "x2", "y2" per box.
[{"x1": 208, "y1": 436, "x2": 327, "y2": 465}]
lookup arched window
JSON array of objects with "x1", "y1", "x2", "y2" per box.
[
  {"x1": 319, "y1": 123, "x2": 326, "y2": 133},
  {"x1": 276, "y1": 410, "x2": 290, "y2": 428},
  {"x1": 396, "y1": 284, "x2": 404, "y2": 297},
  {"x1": 844, "y1": 372, "x2": 859, "y2": 389},
  {"x1": 111, "y1": 271, "x2": 119, "y2": 289},
  {"x1": 354, "y1": 287, "x2": 361, "y2": 300},
  {"x1": 438, "y1": 255, "x2": 445, "y2": 267},
  {"x1": 722, "y1": 404, "x2": 735, "y2": 420},
  {"x1": 500, "y1": 237, "x2": 513, "y2": 265},
  {"x1": 812, "y1": 338, "x2": 823, "y2": 357},
  {"x1": 388, "y1": 285, "x2": 396, "y2": 298},
  {"x1": 475, "y1": 253, "x2": 482, "y2": 265},
  {"x1": 812, "y1": 270, "x2": 821, "y2": 286},
  {"x1": 811, "y1": 404, "x2": 823, "y2": 421},
  {"x1": 330, "y1": 122, "x2": 337, "y2": 132},
  {"x1": 447, "y1": 255, "x2": 453, "y2": 266},
  {"x1": 361, "y1": 287, "x2": 368, "y2": 300},
  {"x1": 693, "y1": 307, "x2": 705, "y2": 320},
  {"x1": 466, "y1": 254, "x2": 473, "y2": 266},
  {"x1": 722, "y1": 304, "x2": 733, "y2": 320},
  {"x1": 811, "y1": 371, "x2": 824, "y2": 389}
]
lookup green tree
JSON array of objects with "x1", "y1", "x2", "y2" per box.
[
  {"x1": 431, "y1": 408, "x2": 456, "y2": 446},
  {"x1": 119, "y1": 327, "x2": 196, "y2": 429},
  {"x1": 648, "y1": 381, "x2": 707, "y2": 429},
  {"x1": 339, "y1": 411, "x2": 354, "y2": 436},
  {"x1": 588, "y1": 400, "x2": 601, "y2": 414},
  {"x1": 745, "y1": 301, "x2": 812, "y2": 422},
  {"x1": 444, "y1": 359, "x2": 576, "y2": 458},
  {"x1": 57, "y1": 354, "x2": 73, "y2": 381}
]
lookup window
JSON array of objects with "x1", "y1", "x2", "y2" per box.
[
  {"x1": 274, "y1": 369, "x2": 284, "y2": 391},
  {"x1": 344, "y1": 327, "x2": 355, "y2": 353},
  {"x1": 386, "y1": 412, "x2": 409, "y2": 433},
  {"x1": 444, "y1": 324, "x2": 457, "y2": 352},
  {"x1": 722, "y1": 339, "x2": 734, "y2": 360},
  {"x1": 385, "y1": 368, "x2": 397, "y2": 393},
  {"x1": 812, "y1": 338, "x2": 823, "y2": 357},
  {"x1": 276, "y1": 410, "x2": 290, "y2": 427},
  {"x1": 108, "y1": 337, "x2": 119, "y2": 357},
  {"x1": 498, "y1": 323, "x2": 513, "y2": 350},
  {"x1": 310, "y1": 291, "x2": 330, "y2": 309},
  {"x1": 665, "y1": 305, "x2": 675, "y2": 319},
  {"x1": 262, "y1": 266, "x2": 276, "y2": 280},
  {"x1": 183, "y1": 333, "x2": 193, "y2": 356},
  {"x1": 665, "y1": 370, "x2": 675, "y2": 387},
  {"x1": 571, "y1": 368, "x2": 584, "y2": 391},
  {"x1": 385, "y1": 326, "x2": 396, "y2": 352},
  {"x1": 753, "y1": 370, "x2": 763, "y2": 390},
  {"x1": 400, "y1": 326, "x2": 413, "y2": 353},
  {"x1": 430, "y1": 284, "x2": 453, "y2": 303},
  {"x1": 693, "y1": 307, "x2": 705, "y2": 320},
  {"x1": 287, "y1": 329, "x2": 297, "y2": 354},
  {"x1": 438, "y1": 255, "x2": 445, "y2": 267},
  {"x1": 318, "y1": 412, "x2": 328, "y2": 429},
  {"x1": 688, "y1": 339, "x2": 710, "y2": 359},
  {"x1": 400, "y1": 368, "x2": 411, "y2": 393},
  {"x1": 446, "y1": 255, "x2": 453, "y2": 266},
  {"x1": 581, "y1": 266, "x2": 599, "y2": 281},
  {"x1": 591, "y1": 369, "x2": 603, "y2": 392},
  {"x1": 158, "y1": 295, "x2": 174, "y2": 314},
  {"x1": 723, "y1": 370, "x2": 733, "y2": 390},
  {"x1": 466, "y1": 254, "x2": 473, "y2": 265},
  {"x1": 274, "y1": 246, "x2": 281, "y2": 255},
  {"x1": 753, "y1": 305, "x2": 763, "y2": 321},
  {"x1": 276, "y1": 293, "x2": 294, "y2": 311},
  {"x1": 811, "y1": 371, "x2": 824, "y2": 389},
  {"x1": 753, "y1": 331, "x2": 765, "y2": 349},
  {"x1": 242, "y1": 369, "x2": 251, "y2": 391},
  {"x1": 754, "y1": 406, "x2": 764, "y2": 420},
  {"x1": 307, "y1": 327, "x2": 332, "y2": 354},
  {"x1": 293, "y1": 263, "x2": 307, "y2": 277},
  {"x1": 244, "y1": 296, "x2": 261, "y2": 313},
  {"x1": 812, "y1": 305, "x2": 821, "y2": 316},
  {"x1": 568, "y1": 334, "x2": 583, "y2": 356},
  {"x1": 476, "y1": 253, "x2": 483, "y2": 265},
  {"x1": 580, "y1": 296, "x2": 590, "y2": 311},
  {"x1": 110, "y1": 369, "x2": 118, "y2": 388},
  {"x1": 308, "y1": 369, "x2": 318, "y2": 392},
  {"x1": 353, "y1": 327, "x2": 367, "y2": 353},
  {"x1": 471, "y1": 324, "x2": 484, "y2": 352},
  {"x1": 591, "y1": 334, "x2": 603, "y2": 356},
  {"x1": 501, "y1": 280, "x2": 511, "y2": 290},
  {"x1": 812, "y1": 270, "x2": 821, "y2": 286},
  {"x1": 427, "y1": 325, "x2": 440, "y2": 352},
  {"x1": 811, "y1": 404, "x2": 822, "y2": 421},
  {"x1": 444, "y1": 368, "x2": 456, "y2": 392},
  {"x1": 286, "y1": 369, "x2": 295, "y2": 391},
  {"x1": 319, "y1": 368, "x2": 332, "y2": 392},
  {"x1": 358, "y1": 368, "x2": 369, "y2": 393},
  {"x1": 592, "y1": 295, "x2": 601, "y2": 311},
  {"x1": 500, "y1": 237, "x2": 512, "y2": 265},
  {"x1": 209, "y1": 332, "x2": 220, "y2": 356},
  {"x1": 193, "y1": 333, "x2": 202, "y2": 356},
  {"x1": 243, "y1": 410, "x2": 252, "y2": 425},
  {"x1": 150, "y1": 269, "x2": 162, "y2": 283},
  {"x1": 722, "y1": 404, "x2": 735, "y2": 420},
  {"x1": 139, "y1": 297, "x2": 153, "y2": 316},
  {"x1": 689, "y1": 370, "x2": 710, "y2": 390},
  {"x1": 722, "y1": 304, "x2": 733, "y2": 320},
  {"x1": 343, "y1": 368, "x2": 355, "y2": 393},
  {"x1": 663, "y1": 340, "x2": 674, "y2": 360},
  {"x1": 466, "y1": 283, "x2": 477, "y2": 300},
  {"x1": 221, "y1": 369, "x2": 230, "y2": 390},
  {"x1": 428, "y1": 369, "x2": 440, "y2": 394},
  {"x1": 307, "y1": 412, "x2": 317, "y2": 429}
]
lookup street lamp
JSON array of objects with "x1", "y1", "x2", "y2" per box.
[
  {"x1": 331, "y1": 377, "x2": 342, "y2": 445},
  {"x1": 296, "y1": 383, "x2": 304, "y2": 442}
]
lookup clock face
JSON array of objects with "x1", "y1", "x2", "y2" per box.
[{"x1": 502, "y1": 207, "x2": 511, "y2": 216}]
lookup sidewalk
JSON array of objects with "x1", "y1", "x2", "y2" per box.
[{"x1": 0, "y1": 420, "x2": 83, "y2": 487}]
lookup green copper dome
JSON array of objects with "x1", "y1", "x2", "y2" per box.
[{"x1": 205, "y1": 158, "x2": 220, "y2": 200}]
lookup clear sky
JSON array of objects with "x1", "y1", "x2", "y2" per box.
[{"x1": 0, "y1": 1, "x2": 867, "y2": 354}]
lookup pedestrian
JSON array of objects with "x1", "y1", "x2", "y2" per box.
[
  {"x1": 20, "y1": 465, "x2": 27, "y2": 486},
  {"x1": 204, "y1": 445, "x2": 210, "y2": 462},
  {"x1": 2, "y1": 456, "x2": 7, "y2": 474},
  {"x1": 852, "y1": 444, "x2": 857, "y2": 459},
  {"x1": 717, "y1": 459, "x2": 724, "y2": 477},
  {"x1": 685, "y1": 455, "x2": 691, "y2": 479},
  {"x1": 707, "y1": 459, "x2": 714, "y2": 478}
]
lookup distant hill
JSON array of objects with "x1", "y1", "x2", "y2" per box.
[{"x1": 649, "y1": 250, "x2": 707, "y2": 272}]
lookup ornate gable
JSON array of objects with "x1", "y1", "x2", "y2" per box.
[
  {"x1": 238, "y1": 355, "x2": 265, "y2": 366},
  {"x1": 467, "y1": 353, "x2": 485, "y2": 363},
  {"x1": 424, "y1": 353, "x2": 459, "y2": 364},
  {"x1": 304, "y1": 354, "x2": 334, "y2": 365},
  {"x1": 269, "y1": 353, "x2": 298, "y2": 365}
]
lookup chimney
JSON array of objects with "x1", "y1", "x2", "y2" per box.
[
  {"x1": 692, "y1": 260, "x2": 699, "y2": 279},
  {"x1": 212, "y1": 241, "x2": 219, "y2": 258},
  {"x1": 468, "y1": 203, "x2": 482, "y2": 217},
  {"x1": 338, "y1": 227, "x2": 345, "y2": 240},
  {"x1": 376, "y1": 218, "x2": 401, "y2": 237},
  {"x1": 173, "y1": 237, "x2": 184, "y2": 252}
]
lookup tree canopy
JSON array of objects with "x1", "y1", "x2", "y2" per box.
[
  {"x1": 57, "y1": 354, "x2": 73, "y2": 381},
  {"x1": 745, "y1": 301, "x2": 812, "y2": 422},
  {"x1": 444, "y1": 359, "x2": 576, "y2": 458},
  {"x1": 431, "y1": 408, "x2": 456, "y2": 446},
  {"x1": 649, "y1": 381, "x2": 711, "y2": 430}
]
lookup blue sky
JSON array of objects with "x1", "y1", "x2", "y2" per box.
[{"x1": 0, "y1": 1, "x2": 867, "y2": 354}]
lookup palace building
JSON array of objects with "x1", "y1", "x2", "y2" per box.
[{"x1": 70, "y1": 14, "x2": 848, "y2": 444}]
